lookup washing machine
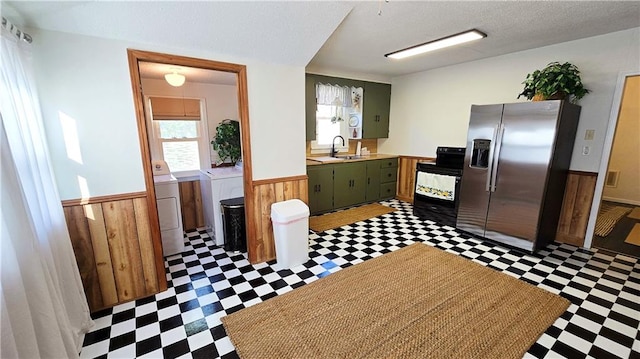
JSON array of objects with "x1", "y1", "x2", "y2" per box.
[
  {"x1": 200, "y1": 165, "x2": 244, "y2": 246},
  {"x1": 152, "y1": 161, "x2": 185, "y2": 256}
]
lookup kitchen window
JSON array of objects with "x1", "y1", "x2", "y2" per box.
[
  {"x1": 310, "y1": 83, "x2": 362, "y2": 153},
  {"x1": 315, "y1": 104, "x2": 349, "y2": 145}
]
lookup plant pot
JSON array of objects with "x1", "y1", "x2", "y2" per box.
[
  {"x1": 547, "y1": 91, "x2": 567, "y2": 100},
  {"x1": 532, "y1": 91, "x2": 566, "y2": 102},
  {"x1": 532, "y1": 93, "x2": 546, "y2": 101}
]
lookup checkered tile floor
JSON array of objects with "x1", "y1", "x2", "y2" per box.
[{"x1": 81, "y1": 199, "x2": 640, "y2": 359}]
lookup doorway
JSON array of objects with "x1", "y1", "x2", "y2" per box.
[
  {"x1": 127, "y1": 49, "x2": 253, "y2": 269},
  {"x1": 588, "y1": 73, "x2": 640, "y2": 257}
]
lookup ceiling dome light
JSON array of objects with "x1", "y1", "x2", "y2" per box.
[{"x1": 164, "y1": 70, "x2": 185, "y2": 87}]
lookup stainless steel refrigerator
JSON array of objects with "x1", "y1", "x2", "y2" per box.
[{"x1": 456, "y1": 101, "x2": 581, "y2": 252}]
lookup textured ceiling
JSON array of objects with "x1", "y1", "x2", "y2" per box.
[{"x1": 5, "y1": 1, "x2": 640, "y2": 82}]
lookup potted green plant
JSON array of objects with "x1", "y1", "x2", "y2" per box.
[
  {"x1": 518, "y1": 61, "x2": 590, "y2": 103},
  {"x1": 211, "y1": 119, "x2": 241, "y2": 166}
]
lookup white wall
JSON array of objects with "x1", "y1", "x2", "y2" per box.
[
  {"x1": 32, "y1": 30, "x2": 144, "y2": 200},
  {"x1": 247, "y1": 62, "x2": 307, "y2": 180},
  {"x1": 141, "y1": 78, "x2": 238, "y2": 164},
  {"x1": 380, "y1": 28, "x2": 640, "y2": 172},
  {"x1": 31, "y1": 29, "x2": 306, "y2": 199}
]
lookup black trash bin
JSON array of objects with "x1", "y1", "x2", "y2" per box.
[{"x1": 220, "y1": 197, "x2": 246, "y2": 252}]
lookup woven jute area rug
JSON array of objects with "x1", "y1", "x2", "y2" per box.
[
  {"x1": 625, "y1": 223, "x2": 640, "y2": 246},
  {"x1": 309, "y1": 203, "x2": 396, "y2": 232},
  {"x1": 222, "y1": 243, "x2": 569, "y2": 359},
  {"x1": 595, "y1": 203, "x2": 632, "y2": 237},
  {"x1": 628, "y1": 207, "x2": 640, "y2": 220}
]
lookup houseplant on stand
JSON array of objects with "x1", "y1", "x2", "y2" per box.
[
  {"x1": 518, "y1": 61, "x2": 590, "y2": 103},
  {"x1": 211, "y1": 119, "x2": 241, "y2": 166}
]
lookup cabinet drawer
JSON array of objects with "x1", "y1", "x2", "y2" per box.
[
  {"x1": 380, "y1": 167, "x2": 397, "y2": 183},
  {"x1": 380, "y1": 158, "x2": 398, "y2": 169},
  {"x1": 380, "y1": 182, "x2": 397, "y2": 199}
]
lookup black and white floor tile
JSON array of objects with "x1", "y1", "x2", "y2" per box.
[{"x1": 81, "y1": 199, "x2": 640, "y2": 359}]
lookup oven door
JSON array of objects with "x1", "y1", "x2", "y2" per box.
[{"x1": 413, "y1": 163, "x2": 462, "y2": 227}]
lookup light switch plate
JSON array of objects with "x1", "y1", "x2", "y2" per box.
[{"x1": 585, "y1": 129, "x2": 595, "y2": 141}]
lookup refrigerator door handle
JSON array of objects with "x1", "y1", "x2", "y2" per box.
[
  {"x1": 490, "y1": 123, "x2": 506, "y2": 192},
  {"x1": 486, "y1": 125, "x2": 499, "y2": 192}
]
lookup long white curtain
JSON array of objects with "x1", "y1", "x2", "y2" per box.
[{"x1": 0, "y1": 25, "x2": 94, "y2": 358}]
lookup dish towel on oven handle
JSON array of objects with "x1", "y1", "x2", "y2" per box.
[{"x1": 416, "y1": 172, "x2": 456, "y2": 201}]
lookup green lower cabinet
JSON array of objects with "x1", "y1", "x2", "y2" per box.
[
  {"x1": 333, "y1": 162, "x2": 366, "y2": 209},
  {"x1": 379, "y1": 158, "x2": 398, "y2": 200},
  {"x1": 380, "y1": 182, "x2": 397, "y2": 199},
  {"x1": 307, "y1": 165, "x2": 334, "y2": 214},
  {"x1": 307, "y1": 158, "x2": 398, "y2": 214},
  {"x1": 365, "y1": 160, "x2": 381, "y2": 201},
  {"x1": 380, "y1": 167, "x2": 397, "y2": 184}
]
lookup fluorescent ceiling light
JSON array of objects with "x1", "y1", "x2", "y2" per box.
[
  {"x1": 164, "y1": 69, "x2": 186, "y2": 87},
  {"x1": 385, "y1": 29, "x2": 487, "y2": 59}
]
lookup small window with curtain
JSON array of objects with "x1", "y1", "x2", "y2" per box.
[
  {"x1": 311, "y1": 83, "x2": 363, "y2": 152},
  {"x1": 148, "y1": 96, "x2": 209, "y2": 174}
]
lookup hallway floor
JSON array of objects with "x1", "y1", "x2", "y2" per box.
[
  {"x1": 80, "y1": 200, "x2": 640, "y2": 359},
  {"x1": 594, "y1": 201, "x2": 640, "y2": 258}
]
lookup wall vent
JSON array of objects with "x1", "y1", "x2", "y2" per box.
[{"x1": 605, "y1": 170, "x2": 620, "y2": 188}]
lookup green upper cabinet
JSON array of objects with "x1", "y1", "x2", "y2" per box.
[
  {"x1": 305, "y1": 74, "x2": 391, "y2": 141},
  {"x1": 305, "y1": 74, "x2": 317, "y2": 141},
  {"x1": 362, "y1": 82, "x2": 391, "y2": 139}
]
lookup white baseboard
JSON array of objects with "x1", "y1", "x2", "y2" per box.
[{"x1": 602, "y1": 196, "x2": 640, "y2": 206}]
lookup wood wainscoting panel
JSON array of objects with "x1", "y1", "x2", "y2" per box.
[
  {"x1": 396, "y1": 156, "x2": 435, "y2": 203},
  {"x1": 133, "y1": 197, "x2": 159, "y2": 294},
  {"x1": 556, "y1": 171, "x2": 598, "y2": 247},
  {"x1": 84, "y1": 203, "x2": 118, "y2": 307},
  {"x1": 102, "y1": 200, "x2": 146, "y2": 301},
  {"x1": 248, "y1": 175, "x2": 308, "y2": 263},
  {"x1": 179, "y1": 180, "x2": 205, "y2": 231},
  {"x1": 64, "y1": 205, "x2": 104, "y2": 311},
  {"x1": 62, "y1": 192, "x2": 165, "y2": 312}
]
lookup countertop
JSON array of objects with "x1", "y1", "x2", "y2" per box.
[
  {"x1": 200, "y1": 166, "x2": 243, "y2": 179},
  {"x1": 306, "y1": 153, "x2": 399, "y2": 166}
]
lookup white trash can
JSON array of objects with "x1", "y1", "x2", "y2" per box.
[{"x1": 271, "y1": 199, "x2": 310, "y2": 270}]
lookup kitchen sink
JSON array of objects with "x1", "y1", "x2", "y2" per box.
[{"x1": 336, "y1": 155, "x2": 363, "y2": 160}]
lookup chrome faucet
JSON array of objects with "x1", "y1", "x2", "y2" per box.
[{"x1": 330, "y1": 135, "x2": 345, "y2": 157}]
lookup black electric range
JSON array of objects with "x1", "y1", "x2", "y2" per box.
[{"x1": 413, "y1": 147, "x2": 465, "y2": 227}]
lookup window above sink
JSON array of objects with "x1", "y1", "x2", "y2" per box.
[{"x1": 310, "y1": 83, "x2": 363, "y2": 154}]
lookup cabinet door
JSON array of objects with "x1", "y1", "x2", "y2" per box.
[
  {"x1": 362, "y1": 82, "x2": 391, "y2": 138},
  {"x1": 365, "y1": 160, "x2": 381, "y2": 201},
  {"x1": 307, "y1": 165, "x2": 334, "y2": 214},
  {"x1": 380, "y1": 182, "x2": 397, "y2": 200},
  {"x1": 334, "y1": 162, "x2": 366, "y2": 209},
  {"x1": 305, "y1": 74, "x2": 317, "y2": 141}
]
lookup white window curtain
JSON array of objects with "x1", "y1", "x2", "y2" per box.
[
  {"x1": 1, "y1": 25, "x2": 94, "y2": 358},
  {"x1": 316, "y1": 82, "x2": 355, "y2": 108}
]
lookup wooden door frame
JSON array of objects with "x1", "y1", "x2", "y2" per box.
[
  {"x1": 126, "y1": 49, "x2": 255, "y2": 279},
  {"x1": 583, "y1": 71, "x2": 639, "y2": 248}
]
